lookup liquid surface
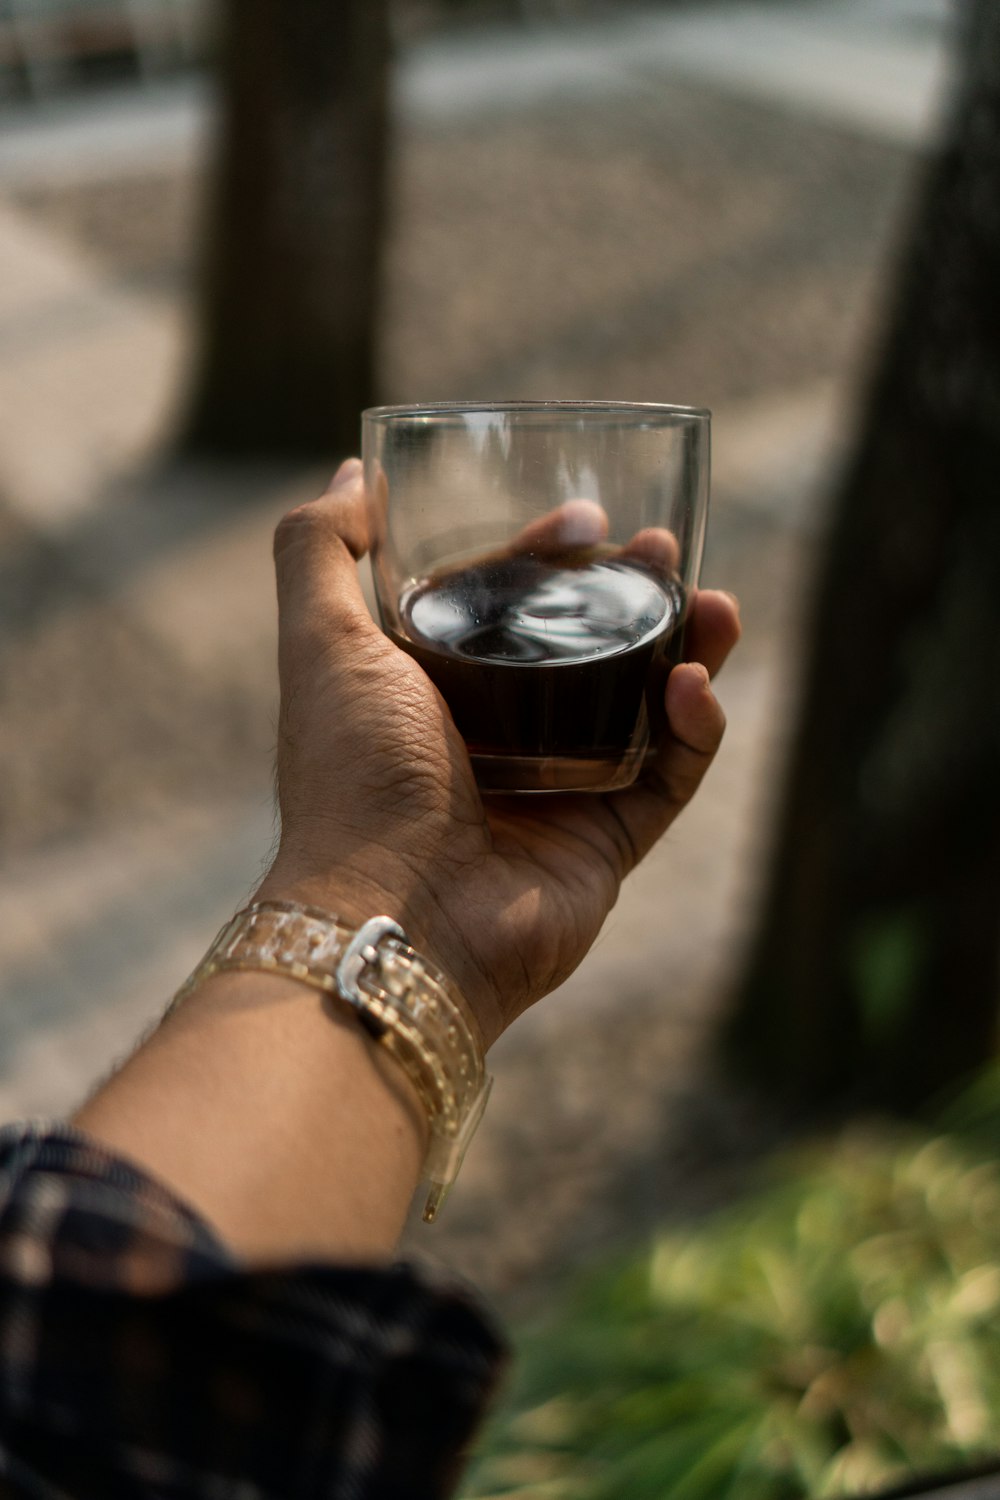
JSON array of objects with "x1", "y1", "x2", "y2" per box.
[
  {"x1": 390, "y1": 554, "x2": 686, "y2": 784},
  {"x1": 402, "y1": 554, "x2": 672, "y2": 666}
]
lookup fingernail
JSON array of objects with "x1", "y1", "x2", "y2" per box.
[
  {"x1": 558, "y1": 499, "x2": 606, "y2": 547},
  {"x1": 687, "y1": 662, "x2": 710, "y2": 688},
  {"x1": 722, "y1": 590, "x2": 741, "y2": 614},
  {"x1": 327, "y1": 457, "x2": 362, "y2": 491}
]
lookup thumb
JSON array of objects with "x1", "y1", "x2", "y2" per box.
[{"x1": 273, "y1": 460, "x2": 378, "y2": 641}]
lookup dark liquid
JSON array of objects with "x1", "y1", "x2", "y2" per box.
[{"x1": 389, "y1": 554, "x2": 686, "y2": 791}]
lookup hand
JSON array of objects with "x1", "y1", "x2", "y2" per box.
[{"x1": 258, "y1": 459, "x2": 740, "y2": 1050}]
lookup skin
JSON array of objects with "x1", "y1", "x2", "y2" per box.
[{"x1": 75, "y1": 459, "x2": 741, "y2": 1263}]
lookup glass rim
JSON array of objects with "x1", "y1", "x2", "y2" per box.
[{"x1": 363, "y1": 399, "x2": 711, "y2": 423}]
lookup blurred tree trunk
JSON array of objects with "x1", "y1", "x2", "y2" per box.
[
  {"x1": 723, "y1": 0, "x2": 1000, "y2": 1115},
  {"x1": 180, "y1": 0, "x2": 390, "y2": 457}
]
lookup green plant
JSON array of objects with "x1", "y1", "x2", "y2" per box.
[{"x1": 464, "y1": 1110, "x2": 1000, "y2": 1498}]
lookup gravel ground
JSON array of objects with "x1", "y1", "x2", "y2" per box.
[
  {"x1": 11, "y1": 79, "x2": 915, "y2": 412},
  {"x1": 383, "y1": 82, "x2": 915, "y2": 408},
  {"x1": 2, "y1": 78, "x2": 916, "y2": 854}
]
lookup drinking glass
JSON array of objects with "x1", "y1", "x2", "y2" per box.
[{"x1": 362, "y1": 400, "x2": 710, "y2": 794}]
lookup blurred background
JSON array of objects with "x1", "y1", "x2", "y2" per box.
[{"x1": 3, "y1": 1, "x2": 1000, "y2": 1492}]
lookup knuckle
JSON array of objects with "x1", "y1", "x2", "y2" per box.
[
  {"x1": 647, "y1": 740, "x2": 714, "y2": 810},
  {"x1": 601, "y1": 800, "x2": 639, "y2": 877},
  {"x1": 689, "y1": 704, "x2": 725, "y2": 755},
  {"x1": 644, "y1": 765, "x2": 686, "y2": 810},
  {"x1": 273, "y1": 503, "x2": 317, "y2": 562},
  {"x1": 281, "y1": 608, "x2": 376, "y2": 681}
]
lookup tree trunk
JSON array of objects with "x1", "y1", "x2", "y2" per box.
[
  {"x1": 723, "y1": 0, "x2": 1000, "y2": 1116},
  {"x1": 180, "y1": 0, "x2": 390, "y2": 457}
]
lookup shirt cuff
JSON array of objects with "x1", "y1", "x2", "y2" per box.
[{"x1": 0, "y1": 1121, "x2": 507, "y2": 1499}]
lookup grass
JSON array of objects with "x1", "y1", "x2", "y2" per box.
[{"x1": 463, "y1": 1076, "x2": 1000, "y2": 1499}]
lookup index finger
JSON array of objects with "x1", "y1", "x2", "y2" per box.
[
  {"x1": 682, "y1": 589, "x2": 741, "y2": 678},
  {"x1": 509, "y1": 499, "x2": 609, "y2": 557},
  {"x1": 510, "y1": 505, "x2": 681, "y2": 582},
  {"x1": 594, "y1": 590, "x2": 741, "y2": 868},
  {"x1": 597, "y1": 662, "x2": 728, "y2": 871}
]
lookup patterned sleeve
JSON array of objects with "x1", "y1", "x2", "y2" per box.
[{"x1": 0, "y1": 1122, "x2": 507, "y2": 1499}]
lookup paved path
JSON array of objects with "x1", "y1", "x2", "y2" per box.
[
  {"x1": 0, "y1": 197, "x2": 184, "y2": 526},
  {"x1": 0, "y1": 0, "x2": 956, "y2": 190},
  {"x1": 401, "y1": 0, "x2": 956, "y2": 143}
]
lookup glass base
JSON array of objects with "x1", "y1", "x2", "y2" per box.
[{"x1": 470, "y1": 745, "x2": 645, "y2": 795}]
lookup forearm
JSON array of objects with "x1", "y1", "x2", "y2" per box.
[{"x1": 73, "y1": 962, "x2": 428, "y2": 1263}]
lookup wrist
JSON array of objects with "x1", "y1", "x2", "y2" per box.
[
  {"x1": 168, "y1": 897, "x2": 493, "y2": 1223},
  {"x1": 255, "y1": 852, "x2": 505, "y2": 1051},
  {"x1": 78, "y1": 965, "x2": 428, "y2": 1260}
]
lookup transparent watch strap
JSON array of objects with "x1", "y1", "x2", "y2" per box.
[{"x1": 170, "y1": 901, "x2": 492, "y2": 1222}]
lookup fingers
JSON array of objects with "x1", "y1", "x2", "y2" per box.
[
  {"x1": 683, "y1": 589, "x2": 741, "y2": 678},
  {"x1": 273, "y1": 459, "x2": 376, "y2": 640},
  {"x1": 600, "y1": 591, "x2": 740, "y2": 864},
  {"x1": 622, "y1": 527, "x2": 680, "y2": 575},
  {"x1": 510, "y1": 499, "x2": 608, "y2": 557},
  {"x1": 662, "y1": 662, "x2": 728, "y2": 774},
  {"x1": 601, "y1": 658, "x2": 729, "y2": 869},
  {"x1": 644, "y1": 659, "x2": 728, "y2": 830},
  {"x1": 510, "y1": 507, "x2": 682, "y2": 583}
]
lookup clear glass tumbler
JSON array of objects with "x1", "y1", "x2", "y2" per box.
[{"x1": 363, "y1": 400, "x2": 710, "y2": 794}]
